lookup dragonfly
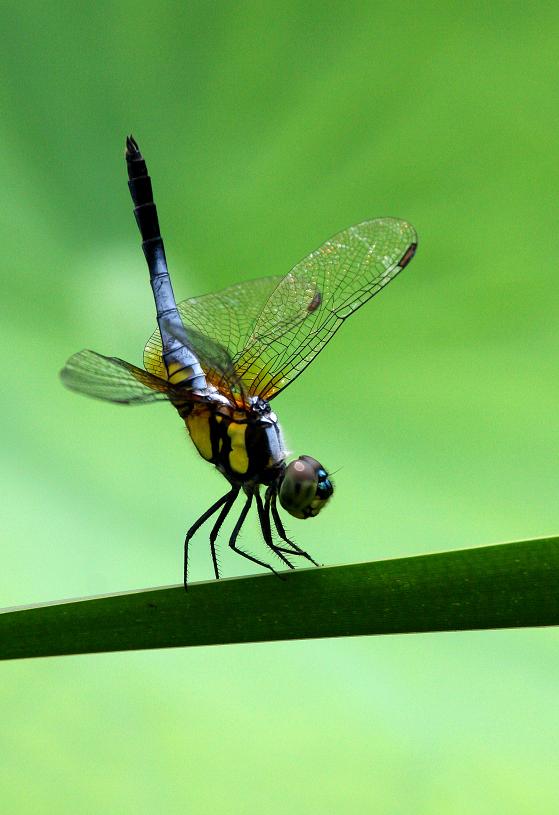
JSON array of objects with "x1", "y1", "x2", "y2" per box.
[{"x1": 61, "y1": 136, "x2": 417, "y2": 589}]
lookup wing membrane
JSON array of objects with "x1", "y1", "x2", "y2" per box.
[
  {"x1": 60, "y1": 349, "x2": 172, "y2": 404},
  {"x1": 142, "y1": 218, "x2": 416, "y2": 403},
  {"x1": 235, "y1": 218, "x2": 417, "y2": 399}
]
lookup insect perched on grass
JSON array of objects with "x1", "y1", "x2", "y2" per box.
[{"x1": 61, "y1": 137, "x2": 417, "y2": 588}]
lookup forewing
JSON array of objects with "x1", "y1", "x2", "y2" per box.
[
  {"x1": 234, "y1": 218, "x2": 417, "y2": 399},
  {"x1": 60, "y1": 349, "x2": 172, "y2": 404}
]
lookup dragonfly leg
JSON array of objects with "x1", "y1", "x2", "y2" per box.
[
  {"x1": 255, "y1": 491, "x2": 295, "y2": 570},
  {"x1": 208, "y1": 488, "x2": 240, "y2": 580},
  {"x1": 184, "y1": 487, "x2": 238, "y2": 590},
  {"x1": 269, "y1": 491, "x2": 322, "y2": 567},
  {"x1": 228, "y1": 491, "x2": 281, "y2": 578}
]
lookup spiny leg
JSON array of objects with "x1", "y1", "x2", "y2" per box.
[
  {"x1": 184, "y1": 488, "x2": 238, "y2": 590},
  {"x1": 255, "y1": 491, "x2": 295, "y2": 570},
  {"x1": 208, "y1": 488, "x2": 240, "y2": 580},
  {"x1": 228, "y1": 492, "x2": 280, "y2": 577},
  {"x1": 269, "y1": 491, "x2": 322, "y2": 567}
]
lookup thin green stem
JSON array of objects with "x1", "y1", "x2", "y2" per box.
[{"x1": 1, "y1": 536, "x2": 559, "y2": 660}]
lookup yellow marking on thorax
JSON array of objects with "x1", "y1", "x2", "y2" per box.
[
  {"x1": 227, "y1": 422, "x2": 249, "y2": 475},
  {"x1": 185, "y1": 408, "x2": 213, "y2": 462}
]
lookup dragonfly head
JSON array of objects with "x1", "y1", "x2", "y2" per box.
[{"x1": 278, "y1": 455, "x2": 334, "y2": 519}]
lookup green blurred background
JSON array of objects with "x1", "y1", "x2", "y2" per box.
[{"x1": 2, "y1": 1, "x2": 559, "y2": 811}]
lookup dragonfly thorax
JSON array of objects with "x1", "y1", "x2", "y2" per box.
[{"x1": 183, "y1": 396, "x2": 287, "y2": 486}]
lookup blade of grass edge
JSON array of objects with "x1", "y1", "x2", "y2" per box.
[{"x1": 1, "y1": 536, "x2": 559, "y2": 660}]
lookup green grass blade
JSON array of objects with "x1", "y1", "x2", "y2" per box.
[{"x1": 2, "y1": 536, "x2": 559, "y2": 660}]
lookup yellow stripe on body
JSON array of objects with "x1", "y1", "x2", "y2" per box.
[
  {"x1": 186, "y1": 408, "x2": 213, "y2": 462},
  {"x1": 166, "y1": 360, "x2": 197, "y2": 386},
  {"x1": 227, "y1": 422, "x2": 249, "y2": 475}
]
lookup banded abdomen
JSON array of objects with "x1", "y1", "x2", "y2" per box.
[{"x1": 126, "y1": 136, "x2": 206, "y2": 391}]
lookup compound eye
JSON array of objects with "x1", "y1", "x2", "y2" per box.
[{"x1": 279, "y1": 456, "x2": 333, "y2": 519}]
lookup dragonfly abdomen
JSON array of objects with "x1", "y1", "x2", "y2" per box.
[{"x1": 126, "y1": 136, "x2": 206, "y2": 391}]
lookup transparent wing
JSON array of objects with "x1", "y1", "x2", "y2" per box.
[
  {"x1": 143, "y1": 218, "x2": 416, "y2": 403},
  {"x1": 60, "y1": 349, "x2": 173, "y2": 404},
  {"x1": 144, "y1": 276, "x2": 282, "y2": 402},
  {"x1": 235, "y1": 217, "x2": 417, "y2": 399}
]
